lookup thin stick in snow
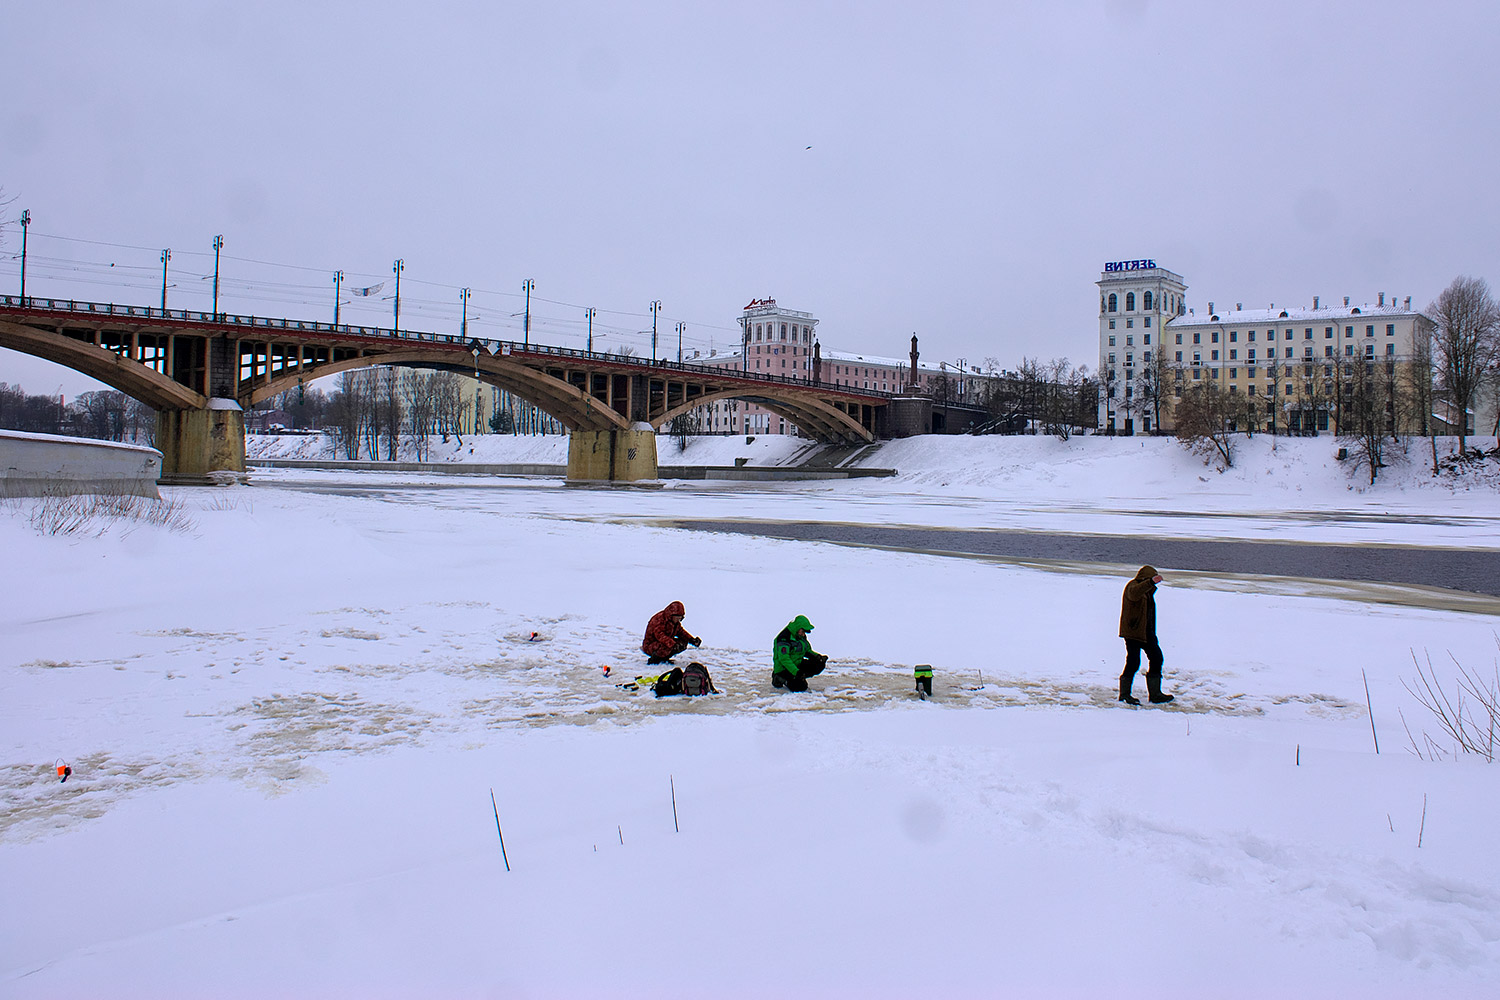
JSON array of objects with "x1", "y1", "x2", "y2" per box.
[
  {"x1": 1418, "y1": 793, "x2": 1428, "y2": 848},
  {"x1": 1363, "y1": 669, "x2": 1380, "y2": 754},
  {"x1": 1296, "y1": 744, "x2": 1300, "y2": 766},
  {"x1": 618, "y1": 825, "x2": 624, "y2": 845},
  {"x1": 490, "y1": 788, "x2": 511, "y2": 872},
  {"x1": 670, "y1": 774, "x2": 680, "y2": 833},
  {"x1": 1387, "y1": 813, "x2": 1394, "y2": 832}
]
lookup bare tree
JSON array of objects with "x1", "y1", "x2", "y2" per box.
[
  {"x1": 377, "y1": 366, "x2": 403, "y2": 461},
  {"x1": 430, "y1": 371, "x2": 465, "y2": 442},
  {"x1": 1339, "y1": 354, "x2": 1391, "y2": 485},
  {"x1": 1174, "y1": 381, "x2": 1237, "y2": 470},
  {"x1": 329, "y1": 370, "x2": 367, "y2": 459},
  {"x1": 1429, "y1": 275, "x2": 1500, "y2": 455},
  {"x1": 401, "y1": 369, "x2": 436, "y2": 460}
]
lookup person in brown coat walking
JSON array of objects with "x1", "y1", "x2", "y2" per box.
[{"x1": 1118, "y1": 565, "x2": 1174, "y2": 705}]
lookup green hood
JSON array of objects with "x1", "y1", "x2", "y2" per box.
[{"x1": 788, "y1": 615, "x2": 814, "y2": 633}]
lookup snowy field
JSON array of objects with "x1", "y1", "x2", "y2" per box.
[{"x1": 4, "y1": 434, "x2": 1500, "y2": 998}]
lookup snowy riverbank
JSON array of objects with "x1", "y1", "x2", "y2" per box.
[{"x1": 3, "y1": 436, "x2": 1499, "y2": 996}]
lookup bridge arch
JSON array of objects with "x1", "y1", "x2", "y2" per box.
[
  {"x1": 247, "y1": 349, "x2": 631, "y2": 433},
  {"x1": 655, "y1": 385, "x2": 874, "y2": 443},
  {"x1": 0, "y1": 317, "x2": 205, "y2": 410}
]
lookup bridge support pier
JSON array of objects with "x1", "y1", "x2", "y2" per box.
[
  {"x1": 156, "y1": 400, "x2": 247, "y2": 485},
  {"x1": 566, "y1": 424, "x2": 658, "y2": 482}
]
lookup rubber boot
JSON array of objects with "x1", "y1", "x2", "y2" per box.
[
  {"x1": 1146, "y1": 670, "x2": 1174, "y2": 704},
  {"x1": 1118, "y1": 673, "x2": 1140, "y2": 705}
]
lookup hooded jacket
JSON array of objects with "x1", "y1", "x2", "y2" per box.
[
  {"x1": 1119, "y1": 566, "x2": 1159, "y2": 643},
  {"x1": 642, "y1": 601, "x2": 697, "y2": 658},
  {"x1": 773, "y1": 615, "x2": 817, "y2": 676}
]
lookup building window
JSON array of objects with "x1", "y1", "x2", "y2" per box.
[
  {"x1": 1143, "y1": 291, "x2": 1154, "y2": 311},
  {"x1": 1175, "y1": 351, "x2": 1182, "y2": 362},
  {"x1": 1108, "y1": 353, "x2": 1116, "y2": 364},
  {"x1": 1229, "y1": 368, "x2": 1238, "y2": 379},
  {"x1": 1108, "y1": 293, "x2": 1117, "y2": 313},
  {"x1": 1143, "y1": 333, "x2": 1151, "y2": 345},
  {"x1": 1345, "y1": 344, "x2": 1354, "y2": 357},
  {"x1": 1212, "y1": 331, "x2": 1219, "y2": 343},
  {"x1": 1324, "y1": 346, "x2": 1333, "y2": 358},
  {"x1": 1210, "y1": 368, "x2": 1218, "y2": 379},
  {"x1": 1285, "y1": 330, "x2": 1293, "y2": 340},
  {"x1": 1126, "y1": 335, "x2": 1133, "y2": 346},
  {"x1": 1325, "y1": 327, "x2": 1333, "y2": 338},
  {"x1": 1192, "y1": 352, "x2": 1201, "y2": 364},
  {"x1": 1109, "y1": 319, "x2": 1116, "y2": 330},
  {"x1": 1230, "y1": 331, "x2": 1238, "y2": 342},
  {"x1": 1193, "y1": 332, "x2": 1201, "y2": 344},
  {"x1": 1366, "y1": 325, "x2": 1374, "y2": 338},
  {"x1": 1126, "y1": 318, "x2": 1134, "y2": 328},
  {"x1": 1175, "y1": 334, "x2": 1183, "y2": 344},
  {"x1": 1193, "y1": 369, "x2": 1201, "y2": 380},
  {"x1": 1109, "y1": 335, "x2": 1116, "y2": 346},
  {"x1": 1346, "y1": 326, "x2": 1354, "y2": 338},
  {"x1": 1126, "y1": 292, "x2": 1136, "y2": 311},
  {"x1": 1385, "y1": 343, "x2": 1395, "y2": 356},
  {"x1": 1143, "y1": 351, "x2": 1151, "y2": 363},
  {"x1": 1211, "y1": 350, "x2": 1220, "y2": 361},
  {"x1": 1386, "y1": 324, "x2": 1395, "y2": 336},
  {"x1": 1248, "y1": 385, "x2": 1256, "y2": 396},
  {"x1": 1229, "y1": 349, "x2": 1238, "y2": 360},
  {"x1": 1304, "y1": 346, "x2": 1313, "y2": 358},
  {"x1": 1248, "y1": 330, "x2": 1256, "y2": 341},
  {"x1": 1305, "y1": 328, "x2": 1313, "y2": 339},
  {"x1": 1248, "y1": 349, "x2": 1257, "y2": 361},
  {"x1": 1365, "y1": 344, "x2": 1374, "y2": 358},
  {"x1": 1144, "y1": 316, "x2": 1152, "y2": 328}
]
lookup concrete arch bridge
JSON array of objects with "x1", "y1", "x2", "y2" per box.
[{"x1": 0, "y1": 295, "x2": 889, "y2": 481}]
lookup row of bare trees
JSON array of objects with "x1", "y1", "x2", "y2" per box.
[
  {"x1": 1, "y1": 383, "x2": 156, "y2": 444},
  {"x1": 968, "y1": 357, "x2": 1098, "y2": 439},
  {"x1": 317, "y1": 368, "x2": 472, "y2": 461}
]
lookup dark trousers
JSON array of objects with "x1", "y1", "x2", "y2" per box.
[
  {"x1": 646, "y1": 639, "x2": 690, "y2": 665},
  {"x1": 1120, "y1": 639, "x2": 1165, "y2": 699},
  {"x1": 773, "y1": 653, "x2": 826, "y2": 691}
]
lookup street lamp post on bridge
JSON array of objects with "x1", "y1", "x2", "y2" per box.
[
  {"x1": 393, "y1": 259, "x2": 404, "y2": 334},
  {"x1": 211, "y1": 235, "x2": 223, "y2": 319},
  {"x1": 160, "y1": 249, "x2": 171, "y2": 311},
  {"x1": 333, "y1": 270, "x2": 343, "y2": 325},
  {"x1": 522, "y1": 279, "x2": 534, "y2": 348},
  {"x1": 585, "y1": 307, "x2": 596, "y2": 353},
  {"x1": 460, "y1": 287, "x2": 470, "y2": 338},
  {"x1": 650, "y1": 300, "x2": 661, "y2": 362},
  {"x1": 19, "y1": 210, "x2": 30, "y2": 303}
]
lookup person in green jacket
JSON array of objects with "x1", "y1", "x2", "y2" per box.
[{"x1": 772, "y1": 615, "x2": 827, "y2": 692}]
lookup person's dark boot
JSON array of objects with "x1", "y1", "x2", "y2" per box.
[
  {"x1": 1119, "y1": 693, "x2": 1140, "y2": 705},
  {"x1": 1146, "y1": 672, "x2": 1174, "y2": 704}
]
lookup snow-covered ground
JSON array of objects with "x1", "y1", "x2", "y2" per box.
[{"x1": 3, "y1": 434, "x2": 1499, "y2": 997}]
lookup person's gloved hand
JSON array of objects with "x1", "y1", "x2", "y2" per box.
[{"x1": 691, "y1": 637, "x2": 702, "y2": 647}]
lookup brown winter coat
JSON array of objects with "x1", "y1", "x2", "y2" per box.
[
  {"x1": 1118, "y1": 565, "x2": 1159, "y2": 642},
  {"x1": 642, "y1": 601, "x2": 697, "y2": 659}
]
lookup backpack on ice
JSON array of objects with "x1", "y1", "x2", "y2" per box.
[
  {"x1": 651, "y1": 667, "x2": 684, "y2": 697},
  {"x1": 681, "y1": 662, "x2": 718, "y2": 696}
]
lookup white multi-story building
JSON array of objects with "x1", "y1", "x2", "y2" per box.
[{"x1": 1097, "y1": 260, "x2": 1433, "y2": 435}]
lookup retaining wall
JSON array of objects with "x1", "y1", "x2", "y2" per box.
[{"x1": 0, "y1": 429, "x2": 162, "y2": 498}]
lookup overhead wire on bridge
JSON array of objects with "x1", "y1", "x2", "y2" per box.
[{"x1": 3, "y1": 228, "x2": 744, "y2": 361}]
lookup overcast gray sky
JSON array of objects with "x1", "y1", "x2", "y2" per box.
[{"x1": 4, "y1": 0, "x2": 1498, "y2": 396}]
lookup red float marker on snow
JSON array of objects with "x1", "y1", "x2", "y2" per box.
[{"x1": 56, "y1": 759, "x2": 72, "y2": 783}]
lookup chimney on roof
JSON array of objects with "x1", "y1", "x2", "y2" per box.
[
  {"x1": 1405, "y1": 295, "x2": 1412, "y2": 310},
  {"x1": 1314, "y1": 295, "x2": 1320, "y2": 309},
  {"x1": 1208, "y1": 301, "x2": 1214, "y2": 314},
  {"x1": 1379, "y1": 292, "x2": 1385, "y2": 306},
  {"x1": 1343, "y1": 296, "x2": 1349, "y2": 306},
  {"x1": 1236, "y1": 303, "x2": 1243, "y2": 311}
]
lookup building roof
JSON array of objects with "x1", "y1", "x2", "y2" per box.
[{"x1": 1167, "y1": 300, "x2": 1425, "y2": 328}]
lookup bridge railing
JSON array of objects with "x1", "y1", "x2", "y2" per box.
[{"x1": 0, "y1": 294, "x2": 895, "y2": 400}]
